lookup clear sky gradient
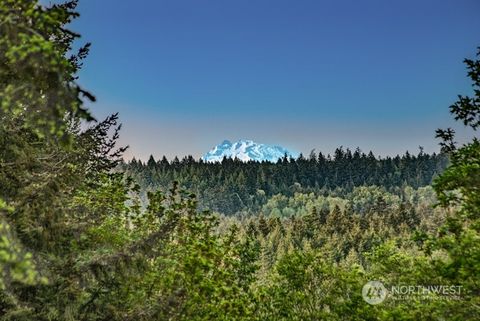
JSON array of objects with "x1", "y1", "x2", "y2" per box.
[{"x1": 63, "y1": 0, "x2": 479, "y2": 160}]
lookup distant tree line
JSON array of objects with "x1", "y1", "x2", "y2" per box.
[{"x1": 121, "y1": 148, "x2": 449, "y2": 215}]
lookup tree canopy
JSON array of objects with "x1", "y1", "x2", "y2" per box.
[{"x1": 0, "y1": 1, "x2": 478, "y2": 320}]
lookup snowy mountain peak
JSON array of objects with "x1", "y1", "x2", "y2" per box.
[
  {"x1": 202, "y1": 139, "x2": 299, "y2": 162},
  {"x1": 220, "y1": 139, "x2": 232, "y2": 146}
]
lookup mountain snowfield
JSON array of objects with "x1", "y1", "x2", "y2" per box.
[{"x1": 202, "y1": 139, "x2": 299, "y2": 162}]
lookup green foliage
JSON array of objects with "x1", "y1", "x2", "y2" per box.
[
  {"x1": 255, "y1": 250, "x2": 373, "y2": 321},
  {"x1": 1, "y1": 1, "x2": 478, "y2": 320},
  {"x1": 122, "y1": 148, "x2": 447, "y2": 215},
  {"x1": 0, "y1": 0, "x2": 94, "y2": 142},
  {"x1": 0, "y1": 218, "x2": 45, "y2": 289},
  {"x1": 427, "y1": 46, "x2": 480, "y2": 318}
]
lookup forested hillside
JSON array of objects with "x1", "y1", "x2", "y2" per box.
[
  {"x1": 1, "y1": 1, "x2": 479, "y2": 320},
  {"x1": 121, "y1": 150, "x2": 448, "y2": 215}
]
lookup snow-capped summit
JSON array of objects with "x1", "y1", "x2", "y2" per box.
[{"x1": 202, "y1": 139, "x2": 299, "y2": 162}]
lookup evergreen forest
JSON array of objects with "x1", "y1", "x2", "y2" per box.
[{"x1": 0, "y1": 1, "x2": 479, "y2": 320}]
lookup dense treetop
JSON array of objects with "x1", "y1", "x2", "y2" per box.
[{"x1": 121, "y1": 148, "x2": 448, "y2": 215}]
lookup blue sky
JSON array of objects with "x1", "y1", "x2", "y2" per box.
[{"x1": 61, "y1": 0, "x2": 479, "y2": 160}]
